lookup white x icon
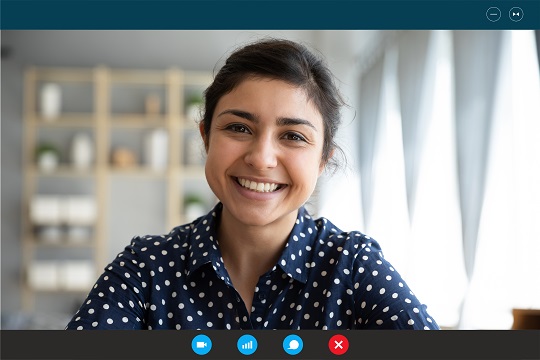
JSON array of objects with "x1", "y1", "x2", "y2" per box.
[{"x1": 334, "y1": 340, "x2": 343, "y2": 349}]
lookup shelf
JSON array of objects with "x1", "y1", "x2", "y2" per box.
[
  {"x1": 34, "y1": 67, "x2": 94, "y2": 83},
  {"x1": 184, "y1": 72, "x2": 214, "y2": 86},
  {"x1": 179, "y1": 166, "x2": 206, "y2": 178},
  {"x1": 28, "y1": 238, "x2": 95, "y2": 248},
  {"x1": 180, "y1": 120, "x2": 200, "y2": 130},
  {"x1": 22, "y1": 65, "x2": 213, "y2": 312},
  {"x1": 109, "y1": 114, "x2": 168, "y2": 127},
  {"x1": 25, "y1": 287, "x2": 94, "y2": 294},
  {"x1": 30, "y1": 113, "x2": 95, "y2": 127},
  {"x1": 109, "y1": 69, "x2": 168, "y2": 84},
  {"x1": 32, "y1": 165, "x2": 96, "y2": 178},
  {"x1": 109, "y1": 166, "x2": 168, "y2": 177}
]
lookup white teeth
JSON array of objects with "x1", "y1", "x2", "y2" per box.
[{"x1": 237, "y1": 178, "x2": 281, "y2": 193}]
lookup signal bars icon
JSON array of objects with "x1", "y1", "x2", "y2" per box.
[
  {"x1": 241, "y1": 340, "x2": 254, "y2": 350},
  {"x1": 237, "y1": 334, "x2": 258, "y2": 355}
]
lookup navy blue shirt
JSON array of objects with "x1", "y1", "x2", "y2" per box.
[{"x1": 66, "y1": 203, "x2": 439, "y2": 330}]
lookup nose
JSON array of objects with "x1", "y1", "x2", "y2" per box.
[{"x1": 244, "y1": 135, "x2": 278, "y2": 170}]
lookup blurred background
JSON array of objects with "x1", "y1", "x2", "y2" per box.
[{"x1": 1, "y1": 30, "x2": 539, "y2": 330}]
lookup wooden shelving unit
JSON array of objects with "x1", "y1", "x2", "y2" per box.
[{"x1": 21, "y1": 66, "x2": 215, "y2": 311}]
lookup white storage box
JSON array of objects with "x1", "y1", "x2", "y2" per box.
[
  {"x1": 28, "y1": 261, "x2": 60, "y2": 290},
  {"x1": 30, "y1": 196, "x2": 62, "y2": 225},
  {"x1": 59, "y1": 261, "x2": 95, "y2": 291},
  {"x1": 63, "y1": 196, "x2": 97, "y2": 225}
]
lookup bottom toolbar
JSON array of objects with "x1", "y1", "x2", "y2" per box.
[{"x1": 1, "y1": 329, "x2": 539, "y2": 359}]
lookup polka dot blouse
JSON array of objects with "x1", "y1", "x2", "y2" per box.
[{"x1": 66, "y1": 202, "x2": 439, "y2": 330}]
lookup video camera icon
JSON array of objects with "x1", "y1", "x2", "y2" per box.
[{"x1": 191, "y1": 334, "x2": 212, "y2": 356}]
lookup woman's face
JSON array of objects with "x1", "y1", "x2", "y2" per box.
[{"x1": 202, "y1": 78, "x2": 327, "y2": 228}]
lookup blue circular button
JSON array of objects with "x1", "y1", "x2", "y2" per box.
[
  {"x1": 237, "y1": 334, "x2": 258, "y2": 355},
  {"x1": 509, "y1": 7, "x2": 524, "y2": 22},
  {"x1": 486, "y1": 7, "x2": 501, "y2": 22},
  {"x1": 283, "y1": 334, "x2": 304, "y2": 356},
  {"x1": 191, "y1": 334, "x2": 212, "y2": 356}
]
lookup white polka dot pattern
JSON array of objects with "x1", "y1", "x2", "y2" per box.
[{"x1": 66, "y1": 203, "x2": 439, "y2": 330}]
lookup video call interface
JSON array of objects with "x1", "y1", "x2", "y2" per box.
[{"x1": 1, "y1": 1, "x2": 540, "y2": 360}]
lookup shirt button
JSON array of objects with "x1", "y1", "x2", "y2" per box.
[{"x1": 258, "y1": 294, "x2": 266, "y2": 301}]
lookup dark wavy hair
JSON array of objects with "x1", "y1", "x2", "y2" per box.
[{"x1": 201, "y1": 38, "x2": 346, "y2": 170}]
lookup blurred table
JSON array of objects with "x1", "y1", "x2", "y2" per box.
[{"x1": 512, "y1": 308, "x2": 540, "y2": 329}]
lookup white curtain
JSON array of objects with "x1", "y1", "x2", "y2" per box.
[
  {"x1": 460, "y1": 30, "x2": 540, "y2": 329},
  {"x1": 405, "y1": 31, "x2": 467, "y2": 328},
  {"x1": 509, "y1": 30, "x2": 540, "y2": 311},
  {"x1": 354, "y1": 30, "x2": 540, "y2": 329},
  {"x1": 366, "y1": 44, "x2": 411, "y2": 275},
  {"x1": 510, "y1": 30, "x2": 540, "y2": 308}
]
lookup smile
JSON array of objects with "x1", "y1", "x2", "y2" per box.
[{"x1": 235, "y1": 177, "x2": 285, "y2": 193}]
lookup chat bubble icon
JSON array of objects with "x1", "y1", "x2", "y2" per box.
[
  {"x1": 283, "y1": 334, "x2": 303, "y2": 355},
  {"x1": 288, "y1": 340, "x2": 299, "y2": 350}
]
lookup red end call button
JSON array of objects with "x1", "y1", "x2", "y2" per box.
[{"x1": 328, "y1": 334, "x2": 349, "y2": 355}]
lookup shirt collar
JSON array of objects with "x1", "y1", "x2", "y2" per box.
[
  {"x1": 274, "y1": 206, "x2": 318, "y2": 284},
  {"x1": 185, "y1": 202, "x2": 318, "y2": 285},
  {"x1": 185, "y1": 203, "x2": 227, "y2": 281}
]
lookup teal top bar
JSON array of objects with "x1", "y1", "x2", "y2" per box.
[{"x1": 1, "y1": 0, "x2": 539, "y2": 30}]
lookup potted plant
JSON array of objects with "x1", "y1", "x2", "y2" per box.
[
  {"x1": 185, "y1": 94, "x2": 204, "y2": 124},
  {"x1": 35, "y1": 142, "x2": 61, "y2": 172},
  {"x1": 183, "y1": 193, "x2": 207, "y2": 220}
]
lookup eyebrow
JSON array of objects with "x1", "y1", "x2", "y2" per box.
[{"x1": 217, "y1": 109, "x2": 317, "y2": 131}]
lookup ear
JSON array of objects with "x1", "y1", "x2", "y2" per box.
[
  {"x1": 318, "y1": 148, "x2": 335, "y2": 176},
  {"x1": 199, "y1": 122, "x2": 209, "y2": 152}
]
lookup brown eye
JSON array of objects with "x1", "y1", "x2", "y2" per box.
[
  {"x1": 227, "y1": 124, "x2": 250, "y2": 133},
  {"x1": 283, "y1": 132, "x2": 307, "y2": 142}
]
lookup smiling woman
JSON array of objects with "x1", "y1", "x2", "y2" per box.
[{"x1": 65, "y1": 38, "x2": 440, "y2": 330}]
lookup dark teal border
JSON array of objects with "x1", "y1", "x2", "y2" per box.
[{"x1": 1, "y1": 1, "x2": 539, "y2": 30}]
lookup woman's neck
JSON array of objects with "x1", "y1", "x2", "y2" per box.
[
  {"x1": 216, "y1": 206, "x2": 298, "y2": 314},
  {"x1": 217, "y1": 206, "x2": 298, "y2": 276}
]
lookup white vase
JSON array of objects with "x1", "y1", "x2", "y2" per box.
[
  {"x1": 40, "y1": 83, "x2": 62, "y2": 121},
  {"x1": 71, "y1": 133, "x2": 93, "y2": 170},
  {"x1": 145, "y1": 129, "x2": 168, "y2": 170},
  {"x1": 185, "y1": 133, "x2": 204, "y2": 165}
]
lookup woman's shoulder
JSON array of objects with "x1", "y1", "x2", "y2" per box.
[
  {"x1": 128, "y1": 210, "x2": 220, "y2": 253},
  {"x1": 310, "y1": 215, "x2": 383, "y2": 255},
  {"x1": 125, "y1": 220, "x2": 198, "y2": 256}
]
